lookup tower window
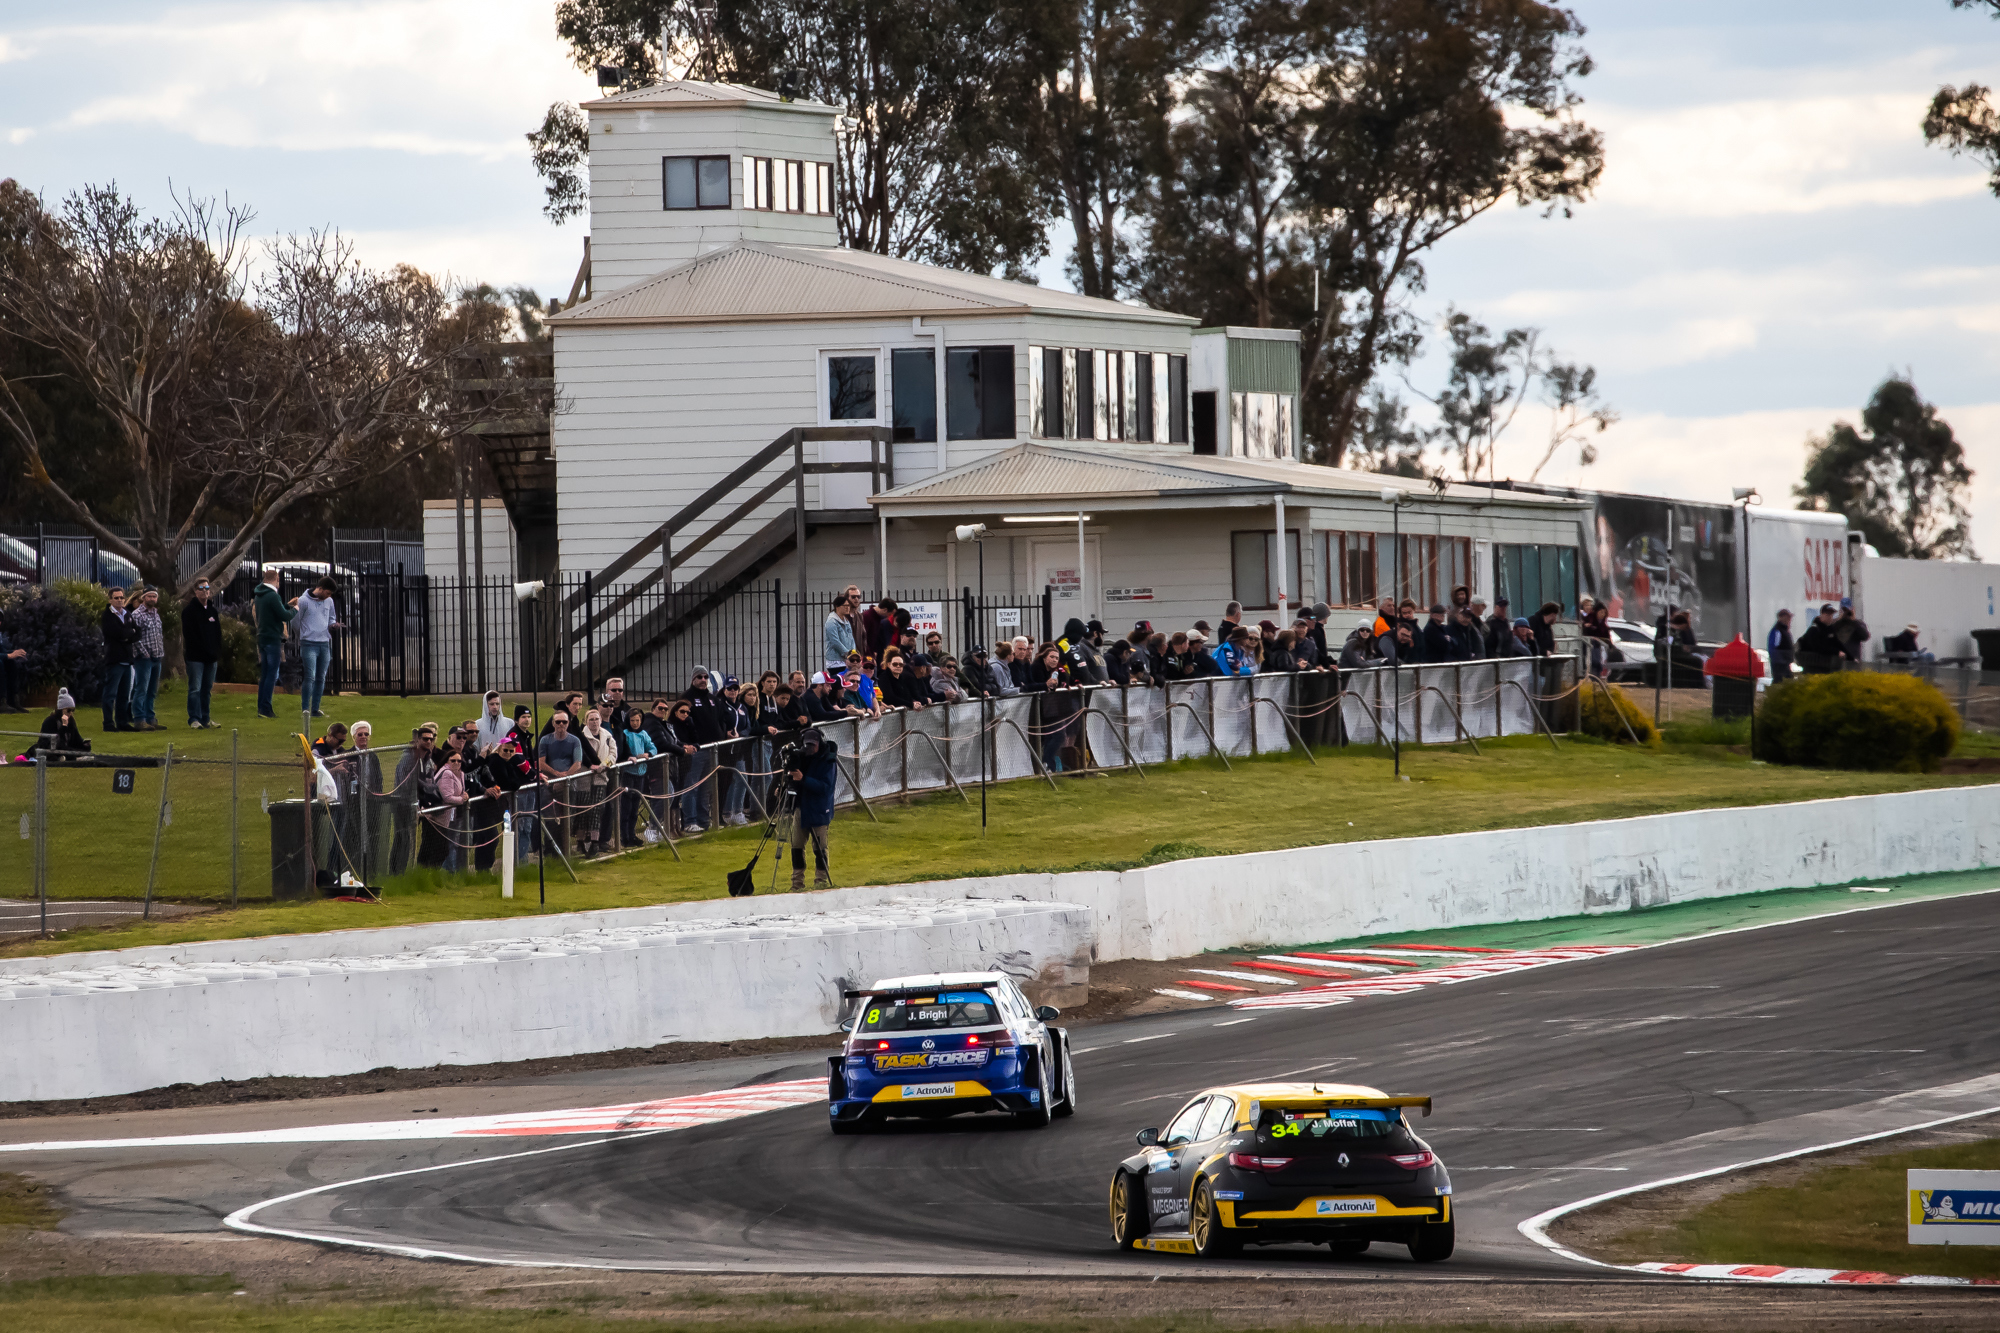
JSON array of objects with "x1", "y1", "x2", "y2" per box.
[{"x1": 664, "y1": 155, "x2": 731, "y2": 210}]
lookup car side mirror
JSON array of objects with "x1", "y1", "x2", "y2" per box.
[
  {"x1": 1136, "y1": 1127, "x2": 1160, "y2": 1148},
  {"x1": 1034, "y1": 1005, "x2": 1060, "y2": 1021},
  {"x1": 839, "y1": 1018, "x2": 856, "y2": 1032}
]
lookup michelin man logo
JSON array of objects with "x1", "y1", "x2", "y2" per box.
[{"x1": 1923, "y1": 1192, "x2": 1960, "y2": 1221}]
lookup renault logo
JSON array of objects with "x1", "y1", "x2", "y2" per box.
[
  {"x1": 1338, "y1": 1152, "x2": 1350, "y2": 1168},
  {"x1": 922, "y1": 1039, "x2": 935, "y2": 1050}
]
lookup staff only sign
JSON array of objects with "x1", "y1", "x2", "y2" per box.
[{"x1": 1909, "y1": 1170, "x2": 2000, "y2": 1245}]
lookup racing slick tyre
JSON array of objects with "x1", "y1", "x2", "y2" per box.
[
  {"x1": 1052, "y1": 1033, "x2": 1077, "y2": 1119},
  {"x1": 1324, "y1": 1240, "x2": 1370, "y2": 1257},
  {"x1": 1013, "y1": 1047, "x2": 1054, "y2": 1129},
  {"x1": 1407, "y1": 1220, "x2": 1455, "y2": 1263},
  {"x1": 1189, "y1": 1179, "x2": 1241, "y2": 1258},
  {"x1": 1109, "y1": 1170, "x2": 1150, "y2": 1249}
]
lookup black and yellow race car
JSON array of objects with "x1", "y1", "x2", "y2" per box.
[{"x1": 1107, "y1": 1081, "x2": 1453, "y2": 1261}]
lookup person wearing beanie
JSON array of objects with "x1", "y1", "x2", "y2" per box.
[{"x1": 27, "y1": 690, "x2": 86, "y2": 760}]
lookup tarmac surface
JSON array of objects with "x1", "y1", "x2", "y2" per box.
[{"x1": 6, "y1": 890, "x2": 2000, "y2": 1291}]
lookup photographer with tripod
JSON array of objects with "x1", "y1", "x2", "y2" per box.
[
  {"x1": 726, "y1": 727, "x2": 840, "y2": 897},
  {"x1": 785, "y1": 729, "x2": 838, "y2": 891}
]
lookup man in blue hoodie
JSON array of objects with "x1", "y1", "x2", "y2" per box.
[{"x1": 785, "y1": 729, "x2": 838, "y2": 891}]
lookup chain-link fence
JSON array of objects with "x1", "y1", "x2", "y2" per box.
[{"x1": 0, "y1": 655, "x2": 1580, "y2": 934}]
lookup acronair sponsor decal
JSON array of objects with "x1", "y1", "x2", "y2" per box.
[
  {"x1": 1316, "y1": 1198, "x2": 1377, "y2": 1216},
  {"x1": 1213, "y1": 1190, "x2": 1245, "y2": 1201},
  {"x1": 900, "y1": 1083, "x2": 958, "y2": 1100},
  {"x1": 871, "y1": 1049, "x2": 992, "y2": 1071}
]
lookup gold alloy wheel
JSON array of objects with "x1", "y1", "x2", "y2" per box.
[
  {"x1": 1109, "y1": 1172, "x2": 1134, "y2": 1246},
  {"x1": 1190, "y1": 1180, "x2": 1213, "y2": 1251}
]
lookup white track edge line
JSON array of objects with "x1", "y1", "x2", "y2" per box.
[{"x1": 1515, "y1": 1101, "x2": 2000, "y2": 1279}]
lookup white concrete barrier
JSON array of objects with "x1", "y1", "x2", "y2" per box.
[{"x1": 0, "y1": 899, "x2": 1092, "y2": 1104}]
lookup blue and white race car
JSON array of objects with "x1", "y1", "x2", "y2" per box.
[{"x1": 827, "y1": 970, "x2": 1077, "y2": 1132}]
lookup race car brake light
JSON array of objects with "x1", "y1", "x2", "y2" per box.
[
  {"x1": 876, "y1": 1041, "x2": 890, "y2": 1050},
  {"x1": 1390, "y1": 1151, "x2": 1436, "y2": 1169},
  {"x1": 1227, "y1": 1153, "x2": 1294, "y2": 1171}
]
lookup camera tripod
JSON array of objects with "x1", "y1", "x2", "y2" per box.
[{"x1": 729, "y1": 771, "x2": 803, "y2": 896}]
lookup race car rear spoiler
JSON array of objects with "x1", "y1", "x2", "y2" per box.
[
  {"x1": 1260, "y1": 1095, "x2": 1433, "y2": 1117},
  {"x1": 842, "y1": 985, "x2": 986, "y2": 1000}
]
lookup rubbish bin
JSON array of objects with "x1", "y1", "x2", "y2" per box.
[
  {"x1": 269, "y1": 799, "x2": 315, "y2": 900},
  {"x1": 1973, "y1": 628, "x2": 2000, "y2": 673},
  {"x1": 1711, "y1": 675, "x2": 1755, "y2": 720}
]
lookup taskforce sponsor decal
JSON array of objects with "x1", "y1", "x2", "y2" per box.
[{"x1": 871, "y1": 1049, "x2": 993, "y2": 1072}]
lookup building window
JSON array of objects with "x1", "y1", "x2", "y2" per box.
[
  {"x1": 1073, "y1": 352, "x2": 1095, "y2": 441},
  {"x1": 742, "y1": 157, "x2": 835, "y2": 215},
  {"x1": 1496, "y1": 543, "x2": 1578, "y2": 617},
  {"x1": 1229, "y1": 392, "x2": 1295, "y2": 459},
  {"x1": 945, "y1": 346, "x2": 1015, "y2": 440},
  {"x1": 1144, "y1": 350, "x2": 1160, "y2": 438},
  {"x1": 1191, "y1": 390, "x2": 1217, "y2": 454},
  {"x1": 664, "y1": 155, "x2": 730, "y2": 210},
  {"x1": 1325, "y1": 531, "x2": 1378, "y2": 606},
  {"x1": 1169, "y1": 355, "x2": 1189, "y2": 444},
  {"x1": 1231, "y1": 530, "x2": 1304, "y2": 612},
  {"x1": 1034, "y1": 346, "x2": 1063, "y2": 438},
  {"x1": 1380, "y1": 535, "x2": 1474, "y2": 609},
  {"x1": 826, "y1": 353, "x2": 878, "y2": 423},
  {"x1": 891, "y1": 348, "x2": 936, "y2": 443}
]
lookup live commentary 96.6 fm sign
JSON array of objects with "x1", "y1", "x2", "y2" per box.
[{"x1": 1909, "y1": 1170, "x2": 2000, "y2": 1245}]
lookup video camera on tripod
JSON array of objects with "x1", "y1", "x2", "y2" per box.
[{"x1": 726, "y1": 729, "x2": 826, "y2": 897}]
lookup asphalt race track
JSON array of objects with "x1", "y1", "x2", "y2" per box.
[{"x1": 230, "y1": 890, "x2": 2000, "y2": 1279}]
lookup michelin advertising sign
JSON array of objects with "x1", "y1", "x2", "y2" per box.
[{"x1": 1909, "y1": 1169, "x2": 2000, "y2": 1245}]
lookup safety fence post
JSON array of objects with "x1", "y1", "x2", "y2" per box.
[
  {"x1": 142, "y1": 743, "x2": 174, "y2": 920},
  {"x1": 229, "y1": 729, "x2": 240, "y2": 907}
]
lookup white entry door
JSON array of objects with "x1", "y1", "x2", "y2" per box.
[{"x1": 1030, "y1": 536, "x2": 1102, "y2": 626}]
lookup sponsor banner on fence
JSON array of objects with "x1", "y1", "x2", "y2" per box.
[{"x1": 1910, "y1": 1170, "x2": 2000, "y2": 1245}]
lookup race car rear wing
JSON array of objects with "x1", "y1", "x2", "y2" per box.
[
  {"x1": 1258, "y1": 1095, "x2": 1432, "y2": 1118},
  {"x1": 842, "y1": 986, "x2": 984, "y2": 1001}
]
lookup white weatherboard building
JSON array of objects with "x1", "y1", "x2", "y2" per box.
[{"x1": 546, "y1": 80, "x2": 1586, "y2": 677}]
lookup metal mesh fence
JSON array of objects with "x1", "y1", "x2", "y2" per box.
[{"x1": 4, "y1": 655, "x2": 1579, "y2": 918}]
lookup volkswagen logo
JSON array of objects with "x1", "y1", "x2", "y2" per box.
[
  {"x1": 1337, "y1": 1152, "x2": 1350, "y2": 1168},
  {"x1": 921, "y1": 1039, "x2": 935, "y2": 1050}
]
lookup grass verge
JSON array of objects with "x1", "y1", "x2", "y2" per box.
[
  {"x1": 2, "y1": 683, "x2": 1996, "y2": 961},
  {"x1": 1593, "y1": 1135, "x2": 2000, "y2": 1279}
]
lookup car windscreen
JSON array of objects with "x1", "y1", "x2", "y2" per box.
[
  {"x1": 1257, "y1": 1107, "x2": 1406, "y2": 1149},
  {"x1": 855, "y1": 991, "x2": 999, "y2": 1033}
]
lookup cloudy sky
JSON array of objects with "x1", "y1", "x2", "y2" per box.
[{"x1": 4, "y1": 0, "x2": 1999, "y2": 549}]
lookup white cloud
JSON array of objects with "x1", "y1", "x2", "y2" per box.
[
  {"x1": 1591, "y1": 93, "x2": 1989, "y2": 218},
  {"x1": 15, "y1": 2, "x2": 594, "y2": 161},
  {"x1": 339, "y1": 221, "x2": 586, "y2": 294}
]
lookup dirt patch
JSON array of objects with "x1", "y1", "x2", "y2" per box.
[
  {"x1": 1550, "y1": 1111, "x2": 2000, "y2": 1266},
  {"x1": 1941, "y1": 756, "x2": 2000, "y2": 774},
  {"x1": 0, "y1": 1228, "x2": 1991, "y2": 1330}
]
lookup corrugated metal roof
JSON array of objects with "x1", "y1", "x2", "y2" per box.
[
  {"x1": 551, "y1": 242, "x2": 1197, "y2": 328},
  {"x1": 582, "y1": 80, "x2": 840, "y2": 114},
  {"x1": 872, "y1": 445, "x2": 1591, "y2": 509}
]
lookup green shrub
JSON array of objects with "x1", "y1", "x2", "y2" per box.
[
  {"x1": 1754, "y1": 672, "x2": 1960, "y2": 773},
  {"x1": 218, "y1": 613, "x2": 258, "y2": 683},
  {"x1": 1579, "y1": 681, "x2": 1659, "y2": 744}
]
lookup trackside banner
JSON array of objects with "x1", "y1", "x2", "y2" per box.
[{"x1": 1909, "y1": 1169, "x2": 2000, "y2": 1245}]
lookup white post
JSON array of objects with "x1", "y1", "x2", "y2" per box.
[
  {"x1": 500, "y1": 811, "x2": 515, "y2": 899},
  {"x1": 1274, "y1": 493, "x2": 1288, "y2": 626},
  {"x1": 1077, "y1": 512, "x2": 1088, "y2": 625}
]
